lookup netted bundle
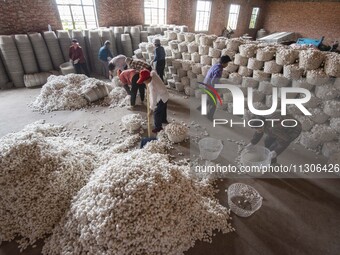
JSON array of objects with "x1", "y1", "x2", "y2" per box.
[
  {"x1": 164, "y1": 46, "x2": 172, "y2": 57},
  {"x1": 199, "y1": 45, "x2": 210, "y2": 55},
  {"x1": 167, "y1": 79, "x2": 176, "y2": 88},
  {"x1": 172, "y1": 50, "x2": 182, "y2": 59},
  {"x1": 324, "y1": 53, "x2": 340, "y2": 77},
  {"x1": 197, "y1": 74, "x2": 205, "y2": 83},
  {"x1": 324, "y1": 100, "x2": 340, "y2": 117},
  {"x1": 253, "y1": 70, "x2": 271, "y2": 82},
  {"x1": 234, "y1": 53, "x2": 248, "y2": 66},
  {"x1": 191, "y1": 52, "x2": 201, "y2": 63},
  {"x1": 306, "y1": 69, "x2": 330, "y2": 85},
  {"x1": 292, "y1": 78, "x2": 314, "y2": 91},
  {"x1": 222, "y1": 69, "x2": 229, "y2": 78},
  {"x1": 146, "y1": 43, "x2": 155, "y2": 53},
  {"x1": 212, "y1": 58, "x2": 220, "y2": 66},
  {"x1": 299, "y1": 93, "x2": 321, "y2": 108},
  {"x1": 177, "y1": 32, "x2": 186, "y2": 42},
  {"x1": 167, "y1": 31, "x2": 177, "y2": 40},
  {"x1": 225, "y1": 62, "x2": 239, "y2": 73},
  {"x1": 177, "y1": 69, "x2": 188, "y2": 78},
  {"x1": 185, "y1": 33, "x2": 195, "y2": 43},
  {"x1": 122, "y1": 113, "x2": 143, "y2": 132},
  {"x1": 276, "y1": 48, "x2": 299, "y2": 65},
  {"x1": 202, "y1": 65, "x2": 211, "y2": 76},
  {"x1": 322, "y1": 141, "x2": 340, "y2": 158},
  {"x1": 309, "y1": 108, "x2": 330, "y2": 124},
  {"x1": 256, "y1": 47, "x2": 276, "y2": 61},
  {"x1": 169, "y1": 41, "x2": 179, "y2": 50},
  {"x1": 213, "y1": 38, "x2": 227, "y2": 50},
  {"x1": 172, "y1": 74, "x2": 180, "y2": 82},
  {"x1": 182, "y1": 53, "x2": 191, "y2": 61},
  {"x1": 283, "y1": 64, "x2": 303, "y2": 80},
  {"x1": 138, "y1": 42, "x2": 148, "y2": 52},
  {"x1": 192, "y1": 63, "x2": 203, "y2": 74},
  {"x1": 315, "y1": 84, "x2": 339, "y2": 100},
  {"x1": 208, "y1": 47, "x2": 222, "y2": 58},
  {"x1": 181, "y1": 76, "x2": 190, "y2": 86},
  {"x1": 228, "y1": 73, "x2": 242, "y2": 84},
  {"x1": 239, "y1": 44, "x2": 257, "y2": 58},
  {"x1": 175, "y1": 82, "x2": 184, "y2": 92},
  {"x1": 238, "y1": 66, "x2": 253, "y2": 77},
  {"x1": 294, "y1": 115, "x2": 314, "y2": 131},
  {"x1": 178, "y1": 42, "x2": 188, "y2": 53},
  {"x1": 190, "y1": 78, "x2": 198, "y2": 88},
  {"x1": 221, "y1": 48, "x2": 237, "y2": 59},
  {"x1": 172, "y1": 60, "x2": 182, "y2": 69},
  {"x1": 299, "y1": 49, "x2": 325, "y2": 70},
  {"x1": 249, "y1": 89, "x2": 265, "y2": 102},
  {"x1": 200, "y1": 55, "x2": 213, "y2": 65},
  {"x1": 330, "y1": 118, "x2": 340, "y2": 133},
  {"x1": 247, "y1": 58, "x2": 264, "y2": 70},
  {"x1": 187, "y1": 70, "x2": 197, "y2": 79},
  {"x1": 271, "y1": 73, "x2": 291, "y2": 87},
  {"x1": 168, "y1": 66, "x2": 177, "y2": 74},
  {"x1": 184, "y1": 85, "x2": 195, "y2": 96},
  {"x1": 258, "y1": 81, "x2": 273, "y2": 95},
  {"x1": 188, "y1": 42, "x2": 199, "y2": 53},
  {"x1": 226, "y1": 38, "x2": 243, "y2": 51},
  {"x1": 199, "y1": 35, "x2": 215, "y2": 46},
  {"x1": 242, "y1": 77, "x2": 259, "y2": 88},
  {"x1": 264, "y1": 60, "x2": 283, "y2": 74}
]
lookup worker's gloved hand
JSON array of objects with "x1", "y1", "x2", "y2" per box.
[
  {"x1": 269, "y1": 151, "x2": 277, "y2": 159},
  {"x1": 74, "y1": 59, "x2": 79, "y2": 64}
]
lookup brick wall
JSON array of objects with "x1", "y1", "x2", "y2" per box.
[
  {"x1": 263, "y1": 1, "x2": 340, "y2": 44},
  {"x1": 0, "y1": 0, "x2": 62, "y2": 35}
]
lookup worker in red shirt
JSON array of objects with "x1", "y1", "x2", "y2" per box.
[
  {"x1": 69, "y1": 39, "x2": 90, "y2": 77},
  {"x1": 117, "y1": 69, "x2": 145, "y2": 109}
]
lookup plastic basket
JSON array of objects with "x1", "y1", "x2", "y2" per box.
[{"x1": 198, "y1": 137, "x2": 223, "y2": 161}]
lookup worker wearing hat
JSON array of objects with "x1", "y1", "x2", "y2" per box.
[
  {"x1": 98, "y1": 40, "x2": 113, "y2": 78},
  {"x1": 117, "y1": 69, "x2": 145, "y2": 109},
  {"x1": 151, "y1": 39, "x2": 166, "y2": 81},
  {"x1": 137, "y1": 69, "x2": 169, "y2": 133},
  {"x1": 69, "y1": 39, "x2": 90, "y2": 77},
  {"x1": 108, "y1": 55, "x2": 127, "y2": 80}
]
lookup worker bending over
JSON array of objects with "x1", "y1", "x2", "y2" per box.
[
  {"x1": 137, "y1": 70, "x2": 169, "y2": 133},
  {"x1": 108, "y1": 55, "x2": 127, "y2": 79},
  {"x1": 98, "y1": 40, "x2": 113, "y2": 78}
]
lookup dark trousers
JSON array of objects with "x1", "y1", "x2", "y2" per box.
[
  {"x1": 130, "y1": 74, "x2": 145, "y2": 106},
  {"x1": 156, "y1": 59, "x2": 165, "y2": 81},
  {"x1": 74, "y1": 63, "x2": 90, "y2": 77},
  {"x1": 154, "y1": 100, "x2": 168, "y2": 129}
]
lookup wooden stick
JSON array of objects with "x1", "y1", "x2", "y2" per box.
[{"x1": 146, "y1": 85, "x2": 151, "y2": 138}]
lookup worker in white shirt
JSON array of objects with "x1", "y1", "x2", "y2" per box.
[
  {"x1": 137, "y1": 69, "x2": 169, "y2": 133},
  {"x1": 108, "y1": 55, "x2": 127, "y2": 79}
]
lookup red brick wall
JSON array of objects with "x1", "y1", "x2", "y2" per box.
[
  {"x1": 263, "y1": 1, "x2": 340, "y2": 44},
  {"x1": 0, "y1": 0, "x2": 62, "y2": 35}
]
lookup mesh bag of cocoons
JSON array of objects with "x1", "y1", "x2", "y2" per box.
[
  {"x1": 271, "y1": 73, "x2": 291, "y2": 87},
  {"x1": 184, "y1": 85, "x2": 195, "y2": 96},
  {"x1": 134, "y1": 49, "x2": 143, "y2": 58},
  {"x1": 172, "y1": 50, "x2": 182, "y2": 59},
  {"x1": 306, "y1": 69, "x2": 330, "y2": 85},
  {"x1": 266, "y1": 95, "x2": 280, "y2": 108},
  {"x1": 249, "y1": 89, "x2": 265, "y2": 102},
  {"x1": 324, "y1": 53, "x2": 340, "y2": 77},
  {"x1": 277, "y1": 88, "x2": 298, "y2": 99},
  {"x1": 247, "y1": 58, "x2": 264, "y2": 70},
  {"x1": 182, "y1": 53, "x2": 191, "y2": 61},
  {"x1": 190, "y1": 78, "x2": 198, "y2": 88},
  {"x1": 309, "y1": 108, "x2": 330, "y2": 124},
  {"x1": 276, "y1": 48, "x2": 299, "y2": 65},
  {"x1": 225, "y1": 62, "x2": 239, "y2": 73},
  {"x1": 191, "y1": 52, "x2": 200, "y2": 63},
  {"x1": 299, "y1": 93, "x2": 322, "y2": 108},
  {"x1": 212, "y1": 58, "x2": 220, "y2": 66},
  {"x1": 165, "y1": 122, "x2": 188, "y2": 143},
  {"x1": 330, "y1": 118, "x2": 340, "y2": 132},
  {"x1": 222, "y1": 69, "x2": 229, "y2": 78},
  {"x1": 213, "y1": 38, "x2": 227, "y2": 50},
  {"x1": 226, "y1": 38, "x2": 243, "y2": 51},
  {"x1": 177, "y1": 32, "x2": 186, "y2": 42},
  {"x1": 242, "y1": 77, "x2": 259, "y2": 88},
  {"x1": 169, "y1": 41, "x2": 179, "y2": 50},
  {"x1": 239, "y1": 44, "x2": 257, "y2": 58},
  {"x1": 238, "y1": 66, "x2": 253, "y2": 77},
  {"x1": 253, "y1": 70, "x2": 271, "y2": 82},
  {"x1": 311, "y1": 124, "x2": 337, "y2": 143},
  {"x1": 139, "y1": 42, "x2": 148, "y2": 52},
  {"x1": 324, "y1": 100, "x2": 340, "y2": 117},
  {"x1": 208, "y1": 47, "x2": 222, "y2": 58},
  {"x1": 264, "y1": 60, "x2": 283, "y2": 74},
  {"x1": 199, "y1": 45, "x2": 210, "y2": 55},
  {"x1": 294, "y1": 115, "x2": 314, "y2": 131},
  {"x1": 146, "y1": 43, "x2": 155, "y2": 53},
  {"x1": 223, "y1": 92, "x2": 232, "y2": 102},
  {"x1": 178, "y1": 42, "x2": 188, "y2": 53},
  {"x1": 122, "y1": 113, "x2": 143, "y2": 132},
  {"x1": 195, "y1": 33, "x2": 204, "y2": 43},
  {"x1": 202, "y1": 65, "x2": 212, "y2": 76},
  {"x1": 197, "y1": 74, "x2": 205, "y2": 83},
  {"x1": 178, "y1": 69, "x2": 188, "y2": 78},
  {"x1": 167, "y1": 79, "x2": 176, "y2": 88},
  {"x1": 200, "y1": 55, "x2": 212, "y2": 65},
  {"x1": 164, "y1": 46, "x2": 172, "y2": 57},
  {"x1": 172, "y1": 60, "x2": 182, "y2": 69},
  {"x1": 181, "y1": 77, "x2": 190, "y2": 86},
  {"x1": 221, "y1": 49, "x2": 237, "y2": 59},
  {"x1": 258, "y1": 81, "x2": 273, "y2": 95},
  {"x1": 199, "y1": 35, "x2": 216, "y2": 46},
  {"x1": 165, "y1": 57, "x2": 174, "y2": 66},
  {"x1": 172, "y1": 74, "x2": 180, "y2": 82},
  {"x1": 256, "y1": 47, "x2": 276, "y2": 61},
  {"x1": 184, "y1": 33, "x2": 195, "y2": 42},
  {"x1": 322, "y1": 141, "x2": 340, "y2": 158},
  {"x1": 283, "y1": 64, "x2": 303, "y2": 80},
  {"x1": 192, "y1": 63, "x2": 203, "y2": 74},
  {"x1": 187, "y1": 42, "x2": 199, "y2": 53},
  {"x1": 175, "y1": 82, "x2": 184, "y2": 92},
  {"x1": 300, "y1": 132, "x2": 321, "y2": 149},
  {"x1": 148, "y1": 53, "x2": 155, "y2": 60},
  {"x1": 299, "y1": 49, "x2": 325, "y2": 70},
  {"x1": 168, "y1": 66, "x2": 177, "y2": 74},
  {"x1": 234, "y1": 54, "x2": 248, "y2": 66},
  {"x1": 315, "y1": 84, "x2": 339, "y2": 100},
  {"x1": 142, "y1": 52, "x2": 150, "y2": 60},
  {"x1": 292, "y1": 78, "x2": 314, "y2": 91},
  {"x1": 167, "y1": 31, "x2": 177, "y2": 40},
  {"x1": 229, "y1": 73, "x2": 243, "y2": 84},
  {"x1": 187, "y1": 70, "x2": 197, "y2": 79}
]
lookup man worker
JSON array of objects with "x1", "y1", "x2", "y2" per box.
[
  {"x1": 151, "y1": 39, "x2": 166, "y2": 81},
  {"x1": 246, "y1": 112, "x2": 302, "y2": 164},
  {"x1": 108, "y1": 54, "x2": 127, "y2": 80},
  {"x1": 117, "y1": 69, "x2": 145, "y2": 109},
  {"x1": 98, "y1": 40, "x2": 113, "y2": 78},
  {"x1": 69, "y1": 39, "x2": 90, "y2": 77}
]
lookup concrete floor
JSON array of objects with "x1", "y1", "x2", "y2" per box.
[{"x1": 0, "y1": 84, "x2": 339, "y2": 255}]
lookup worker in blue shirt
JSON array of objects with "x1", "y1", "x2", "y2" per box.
[
  {"x1": 98, "y1": 40, "x2": 113, "y2": 78},
  {"x1": 151, "y1": 39, "x2": 166, "y2": 81}
]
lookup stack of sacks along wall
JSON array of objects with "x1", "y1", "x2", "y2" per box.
[{"x1": 133, "y1": 32, "x2": 339, "y2": 158}]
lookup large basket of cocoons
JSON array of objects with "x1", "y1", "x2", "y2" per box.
[
  {"x1": 227, "y1": 183, "x2": 263, "y2": 217},
  {"x1": 164, "y1": 122, "x2": 188, "y2": 143},
  {"x1": 121, "y1": 113, "x2": 143, "y2": 133},
  {"x1": 198, "y1": 137, "x2": 223, "y2": 161},
  {"x1": 240, "y1": 145, "x2": 271, "y2": 176},
  {"x1": 59, "y1": 62, "x2": 75, "y2": 75}
]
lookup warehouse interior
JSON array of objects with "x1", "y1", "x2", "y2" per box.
[{"x1": 0, "y1": 0, "x2": 339, "y2": 255}]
